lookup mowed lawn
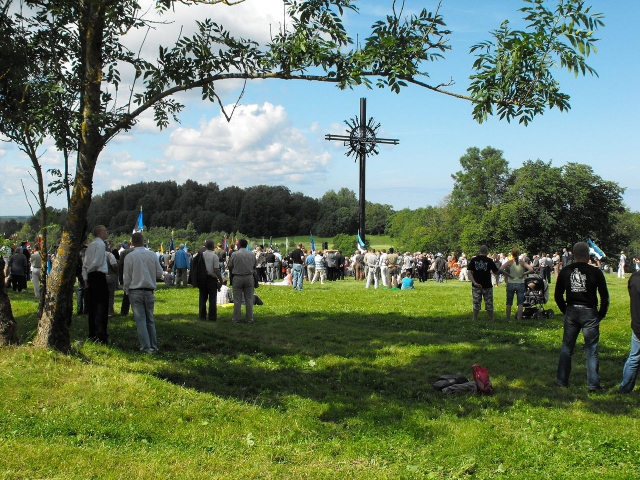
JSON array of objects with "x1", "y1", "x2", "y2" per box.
[{"x1": 1, "y1": 274, "x2": 639, "y2": 479}]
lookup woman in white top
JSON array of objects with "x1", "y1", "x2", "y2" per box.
[{"x1": 499, "y1": 248, "x2": 534, "y2": 321}]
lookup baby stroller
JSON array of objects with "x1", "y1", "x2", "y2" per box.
[{"x1": 522, "y1": 274, "x2": 554, "y2": 319}]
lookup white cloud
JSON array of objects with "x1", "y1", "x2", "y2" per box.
[{"x1": 86, "y1": 102, "x2": 333, "y2": 199}]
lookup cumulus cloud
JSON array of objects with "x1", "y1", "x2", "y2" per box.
[{"x1": 91, "y1": 102, "x2": 333, "y2": 197}]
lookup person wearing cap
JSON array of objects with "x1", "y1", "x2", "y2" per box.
[{"x1": 433, "y1": 253, "x2": 447, "y2": 283}]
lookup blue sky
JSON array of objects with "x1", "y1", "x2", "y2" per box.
[{"x1": 1, "y1": 0, "x2": 638, "y2": 218}]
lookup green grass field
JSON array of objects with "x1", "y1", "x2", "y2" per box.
[{"x1": 1, "y1": 274, "x2": 639, "y2": 479}]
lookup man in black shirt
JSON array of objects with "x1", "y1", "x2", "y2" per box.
[
  {"x1": 555, "y1": 241, "x2": 609, "y2": 392},
  {"x1": 467, "y1": 245, "x2": 499, "y2": 321},
  {"x1": 618, "y1": 270, "x2": 640, "y2": 393},
  {"x1": 289, "y1": 243, "x2": 305, "y2": 291}
]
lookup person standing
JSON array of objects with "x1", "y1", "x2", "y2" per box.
[
  {"x1": 227, "y1": 238, "x2": 257, "y2": 323},
  {"x1": 83, "y1": 225, "x2": 110, "y2": 343},
  {"x1": 467, "y1": 245, "x2": 500, "y2": 321},
  {"x1": 619, "y1": 250, "x2": 627, "y2": 279},
  {"x1": 7, "y1": 246, "x2": 28, "y2": 292},
  {"x1": 311, "y1": 250, "x2": 326, "y2": 284},
  {"x1": 123, "y1": 232, "x2": 164, "y2": 353},
  {"x1": 365, "y1": 248, "x2": 380, "y2": 289},
  {"x1": 619, "y1": 270, "x2": 640, "y2": 393},
  {"x1": 499, "y1": 248, "x2": 534, "y2": 321},
  {"x1": 174, "y1": 244, "x2": 190, "y2": 287},
  {"x1": 195, "y1": 240, "x2": 223, "y2": 321},
  {"x1": 305, "y1": 250, "x2": 316, "y2": 283},
  {"x1": 117, "y1": 239, "x2": 134, "y2": 316},
  {"x1": 288, "y1": 243, "x2": 305, "y2": 291},
  {"x1": 30, "y1": 244, "x2": 43, "y2": 298},
  {"x1": 555, "y1": 241, "x2": 609, "y2": 392}
]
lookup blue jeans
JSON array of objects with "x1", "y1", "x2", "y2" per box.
[
  {"x1": 129, "y1": 289, "x2": 158, "y2": 353},
  {"x1": 557, "y1": 305, "x2": 601, "y2": 389},
  {"x1": 292, "y1": 264, "x2": 304, "y2": 291},
  {"x1": 619, "y1": 332, "x2": 640, "y2": 393},
  {"x1": 506, "y1": 282, "x2": 525, "y2": 306}
]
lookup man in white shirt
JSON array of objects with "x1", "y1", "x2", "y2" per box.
[
  {"x1": 619, "y1": 250, "x2": 627, "y2": 279},
  {"x1": 123, "y1": 232, "x2": 164, "y2": 353},
  {"x1": 83, "y1": 225, "x2": 109, "y2": 344}
]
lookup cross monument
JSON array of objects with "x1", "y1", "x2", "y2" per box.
[{"x1": 325, "y1": 98, "x2": 399, "y2": 247}]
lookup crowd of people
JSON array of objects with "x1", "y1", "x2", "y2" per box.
[{"x1": 5, "y1": 231, "x2": 640, "y2": 394}]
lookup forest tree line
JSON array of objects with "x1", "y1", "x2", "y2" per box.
[{"x1": 3, "y1": 147, "x2": 639, "y2": 261}]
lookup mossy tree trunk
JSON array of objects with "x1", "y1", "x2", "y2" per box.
[{"x1": 34, "y1": 0, "x2": 106, "y2": 352}]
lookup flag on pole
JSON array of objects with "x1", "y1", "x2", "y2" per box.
[
  {"x1": 159, "y1": 243, "x2": 164, "y2": 254},
  {"x1": 588, "y1": 238, "x2": 606, "y2": 260},
  {"x1": 134, "y1": 206, "x2": 144, "y2": 233},
  {"x1": 169, "y1": 231, "x2": 175, "y2": 252},
  {"x1": 357, "y1": 231, "x2": 366, "y2": 249},
  {"x1": 309, "y1": 232, "x2": 316, "y2": 252}
]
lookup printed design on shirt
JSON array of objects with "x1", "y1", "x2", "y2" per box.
[
  {"x1": 474, "y1": 260, "x2": 488, "y2": 272},
  {"x1": 570, "y1": 268, "x2": 587, "y2": 293}
]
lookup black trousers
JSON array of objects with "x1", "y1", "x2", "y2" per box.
[
  {"x1": 87, "y1": 271, "x2": 109, "y2": 343},
  {"x1": 198, "y1": 276, "x2": 218, "y2": 321}
]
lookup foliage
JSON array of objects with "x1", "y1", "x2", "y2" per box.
[
  {"x1": 0, "y1": 0, "x2": 608, "y2": 349},
  {"x1": 3, "y1": 275, "x2": 640, "y2": 478},
  {"x1": 331, "y1": 233, "x2": 357, "y2": 254},
  {"x1": 469, "y1": 0, "x2": 604, "y2": 125},
  {"x1": 316, "y1": 188, "x2": 359, "y2": 236}
]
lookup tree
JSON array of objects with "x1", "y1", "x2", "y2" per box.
[
  {"x1": 0, "y1": 0, "x2": 604, "y2": 350},
  {"x1": 365, "y1": 202, "x2": 394, "y2": 235}
]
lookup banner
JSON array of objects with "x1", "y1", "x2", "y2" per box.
[
  {"x1": 310, "y1": 233, "x2": 316, "y2": 252},
  {"x1": 588, "y1": 238, "x2": 606, "y2": 260},
  {"x1": 134, "y1": 206, "x2": 144, "y2": 233}
]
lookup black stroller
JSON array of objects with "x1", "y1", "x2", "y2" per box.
[{"x1": 522, "y1": 274, "x2": 555, "y2": 319}]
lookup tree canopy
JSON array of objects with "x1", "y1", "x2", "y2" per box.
[{"x1": 0, "y1": 0, "x2": 606, "y2": 350}]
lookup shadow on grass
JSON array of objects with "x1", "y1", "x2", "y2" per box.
[{"x1": 11, "y1": 286, "x2": 637, "y2": 427}]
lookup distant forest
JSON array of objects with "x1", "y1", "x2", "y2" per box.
[{"x1": 85, "y1": 181, "x2": 392, "y2": 238}]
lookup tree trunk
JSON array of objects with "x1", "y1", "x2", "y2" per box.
[
  {"x1": 34, "y1": 0, "x2": 106, "y2": 351},
  {"x1": 0, "y1": 257, "x2": 19, "y2": 346}
]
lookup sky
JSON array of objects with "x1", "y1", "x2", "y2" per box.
[{"x1": 1, "y1": 0, "x2": 639, "y2": 219}]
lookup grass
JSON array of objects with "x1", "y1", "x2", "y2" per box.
[{"x1": 1, "y1": 275, "x2": 639, "y2": 479}]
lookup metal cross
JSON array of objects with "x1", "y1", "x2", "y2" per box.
[{"x1": 325, "y1": 97, "x2": 399, "y2": 247}]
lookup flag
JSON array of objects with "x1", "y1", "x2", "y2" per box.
[
  {"x1": 357, "y1": 231, "x2": 366, "y2": 248},
  {"x1": 286, "y1": 237, "x2": 289, "y2": 254},
  {"x1": 159, "y1": 243, "x2": 164, "y2": 254},
  {"x1": 309, "y1": 233, "x2": 316, "y2": 252},
  {"x1": 134, "y1": 206, "x2": 144, "y2": 233},
  {"x1": 588, "y1": 238, "x2": 606, "y2": 260},
  {"x1": 169, "y1": 232, "x2": 175, "y2": 252}
]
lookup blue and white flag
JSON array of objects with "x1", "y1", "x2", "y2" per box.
[
  {"x1": 310, "y1": 233, "x2": 316, "y2": 252},
  {"x1": 133, "y1": 206, "x2": 144, "y2": 233},
  {"x1": 588, "y1": 238, "x2": 606, "y2": 260},
  {"x1": 357, "y1": 231, "x2": 366, "y2": 248}
]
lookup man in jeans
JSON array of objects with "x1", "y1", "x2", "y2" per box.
[
  {"x1": 288, "y1": 243, "x2": 305, "y2": 291},
  {"x1": 123, "y1": 232, "x2": 164, "y2": 353},
  {"x1": 555, "y1": 241, "x2": 609, "y2": 392},
  {"x1": 618, "y1": 269, "x2": 640, "y2": 393}
]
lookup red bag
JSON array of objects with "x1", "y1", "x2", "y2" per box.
[{"x1": 472, "y1": 364, "x2": 493, "y2": 393}]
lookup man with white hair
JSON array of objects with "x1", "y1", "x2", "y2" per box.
[{"x1": 83, "y1": 225, "x2": 110, "y2": 343}]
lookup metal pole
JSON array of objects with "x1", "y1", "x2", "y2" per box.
[{"x1": 359, "y1": 98, "x2": 366, "y2": 246}]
